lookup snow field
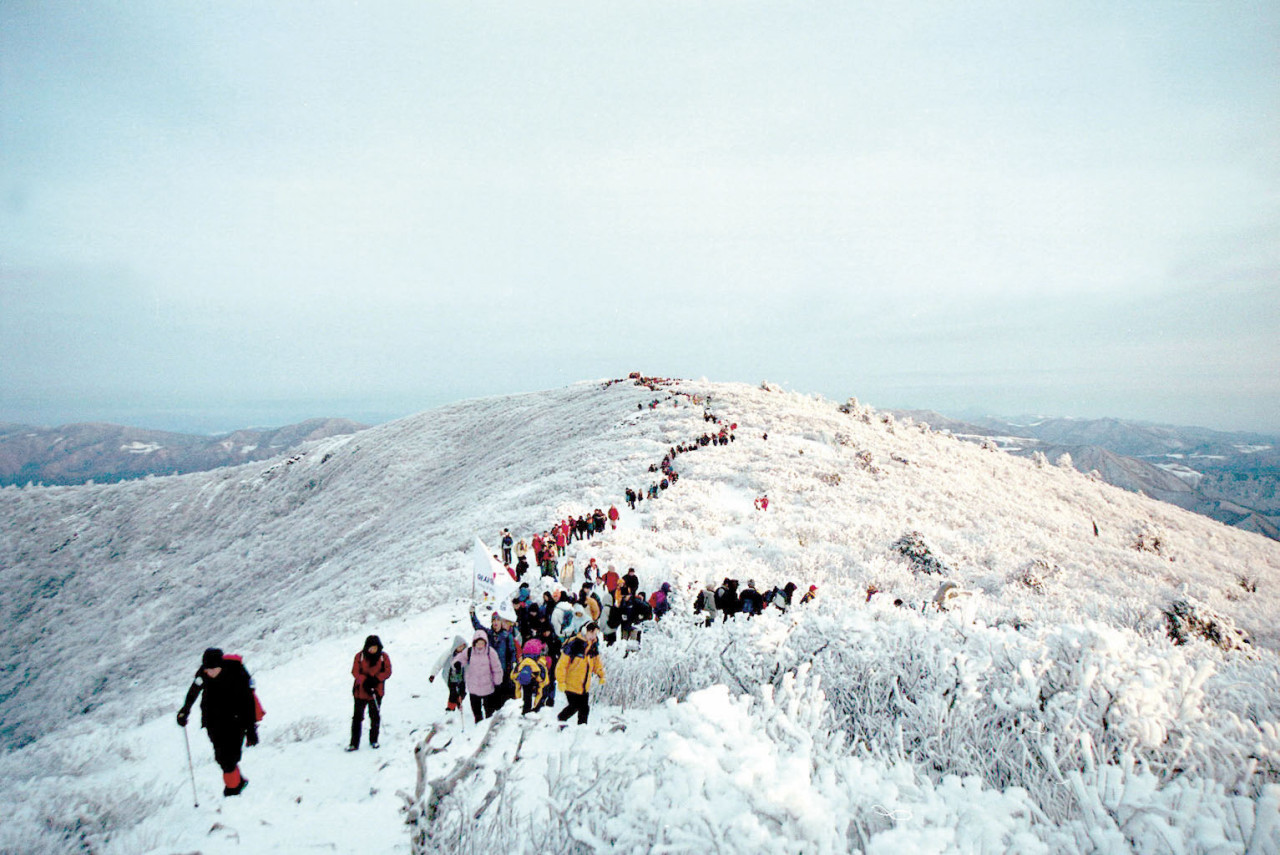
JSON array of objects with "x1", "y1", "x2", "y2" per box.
[{"x1": 2, "y1": 377, "x2": 1279, "y2": 852}]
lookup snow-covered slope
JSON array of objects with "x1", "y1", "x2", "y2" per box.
[{"x1": 2, "y1": 378, "x2": 1278, "y2": 853}]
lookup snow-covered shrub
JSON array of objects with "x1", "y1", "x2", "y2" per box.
[
  {"x1": 853, "y1": 449, "x2": 882, "y2": 474},
  {"x1": 1032, "y1": 451, "x2": 1049, "y2": 469},
  {"x1": 1056, "y1": 453, "x2": 1074, "y2": 470},
  {"x1": 1133, "y1": 524, "x2": 1167, "y2": 556},
  {"x1": 1015, "y1": 559, "x2": 1058, "y2": 593},
  {"x1": 891, "y1": 531, "x2": 952, "y2": 576},
  {"x1": 1164, "y1": 598, "x2": 1251, "y2": 651},
  {"x1": 818, "y1": 472, "x2": 842, "y2": 487},
  {"x1": 419, "y1": 667, "x2": 1047, "y2": 855},
  {"x1": 270, "y1": 715, "x2": 331, "y2": 744}
]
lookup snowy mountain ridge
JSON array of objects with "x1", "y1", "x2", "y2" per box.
[
  {"x1": 0, "y1": 418, "x2": 368, "y2": 487},
  {"x1": 892, "y1": 410, "x2": 1280, "y2": 542},
  {"x1": 2, "y1": 377, "x2": 1278, "y2": 853}
]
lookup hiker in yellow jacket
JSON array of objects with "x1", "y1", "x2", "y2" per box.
[
  {"x1": 512, "y1": 639, "x2": 550, "y2": 715},
  {"x1": 555, "y1": 622, "x2": 605, "y2": 726}
]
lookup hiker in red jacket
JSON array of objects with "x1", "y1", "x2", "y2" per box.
[
  {"x1": 608, "y1": 505, "x2": 620, "y2": 530},
  {"x1": 176, "y1": 648, "x2": 258, "y2": 796},
  {"x1": 348, "y1": 635, "x2": 391, "y2": 751}
]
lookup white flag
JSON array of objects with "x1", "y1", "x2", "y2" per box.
[{"x1": 472, "y1": 536, "x2": 518, "y2": 606}]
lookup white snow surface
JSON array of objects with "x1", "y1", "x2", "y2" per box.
[{"x1": 1, "y1": 378, "x2": 1279, "y2": 854}]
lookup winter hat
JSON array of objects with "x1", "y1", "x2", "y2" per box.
[
  {"x1": 202, "y1": 648, "x2": 224, "y2": 669},
  {"x1": 523, "y1": 639, "x2": 544, "y2": 657}
]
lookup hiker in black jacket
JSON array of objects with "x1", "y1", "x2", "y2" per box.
[{"x1": 177, "y1": 648, "x2": 258, "y2": 796}]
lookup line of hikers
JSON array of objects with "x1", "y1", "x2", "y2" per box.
[
  {"x1": 500, "y1": 506, "x2": 621, "y2": 584},
  {"x1": 694, "y1": 577, "x2": 817, "y2": 624},
  {"x1": 176, "y1": 376, "x2": 756, "y2": 796}
]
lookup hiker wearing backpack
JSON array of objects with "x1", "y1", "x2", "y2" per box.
[
  {"x1": 556, "y1": 623, "x2": 605, "y2": 726},
  {"x1": 534, "y1": 625, "x2": 562, "y2": 706},
  {"x1": 621, "y1": 568, "x2": 640, "y2": 598},
  {"x1": 462, "y1": 630, "x2": 504, "y2": 722},
  {"x1": 608, "y1": 505, "x2": 620, "y2": 530},
  {"x1": 619, "y1": 591, "x2": 652, "y2": 654},
  {"x1": 694, "y1": 582, "x2": 719, "y2": 626},
  {"x1": 176, "y1": 648, "x2": 259, "y2": 796},
  {"x1": 429, "y1": 635, "x2": 469, "y2": 712},
  {"x1": 580, "y1": 584, "x2": 602, "y2": 622},
  {"x1": 348, "y1": 635, "x2": 391, "y2": 751},
  {"x1": 512, "y1": 639, "x2": 550, "y2": 715},
  {"x1": 500, "y1": 529, "x2": 514, "y2": 566},
  {"x1": 649, "y1": 582, "x2": 672, "y2": 620},
  {"x1": 470, "y1": 605, "x2": 518, "y2": 709},
  {"x1": 739, "y1": 582, "x2": 764, "y2": 618}
]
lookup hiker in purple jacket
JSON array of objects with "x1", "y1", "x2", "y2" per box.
[{"x1": 460, "y1": 630, "x2": 504, "y2": 723}]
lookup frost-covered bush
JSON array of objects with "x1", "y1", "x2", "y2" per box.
[
  {"x1": 1015, "y1": 559, "x2": 1058, "y2": 593},
  {"x1": 270, "y1": 714, "x2": 332, "y2": 744},
  {"x1": 891, "y1": 531, "x2": 952, "y2": 576},
  {"x1": 598, "y1": 607, "x2": 1280, "y2": 839},
  {"x1": 853, "y1": 449, "x2": 881, "y2": 474},
  {"x1": 417, "y1": 668, "x2": 1049, "y2": 855},
  {"x1": 1164, "y1": 599, "x2": 1251, "y2": 651},
  {"x1": 1133, "y1": 524, "x2": 1167, "y2": 556}
]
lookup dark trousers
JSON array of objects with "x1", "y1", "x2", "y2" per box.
[
  {"x1": 207, "y1": 725, "x2": 245, "y2": 773},
  {"x1": 522, "y1": 689, "x2": 543, "y2": 715},
  {"x1": 350, "y1": 696, "x2": 381, "y2": 748},
  {"x1": 470, "y1": 692, "x2": 498, "y2": 723},
  {"x1": 558, "y1": 691, "x2": 590, "y2": 725}
]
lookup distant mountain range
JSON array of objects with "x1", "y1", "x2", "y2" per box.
[
  {"x1": 0, "y1": 418, "x2": 367, "y2": 487},
  {"x1": 891, "y1": 411, "x2": 1280, "y2": 541}
]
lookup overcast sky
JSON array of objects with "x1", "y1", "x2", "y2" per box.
[{"x1": 2, "y1": 1, "x2": 1277, "y2": 434}]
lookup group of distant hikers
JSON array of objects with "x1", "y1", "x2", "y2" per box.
[{"x1": 176, "y1": 374, "x2": 816, "y2": 797}]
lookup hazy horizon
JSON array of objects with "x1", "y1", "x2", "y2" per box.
[{"x1": 2, "y1": 377, "x2": 1277, "y2": 439}]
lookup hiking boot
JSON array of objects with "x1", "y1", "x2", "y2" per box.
[
  {"x1": 345, "y1": 744, "x2": 358, "y2": 752},
  {"x1": 223, "y1": 777, "x2": 249, "y2": 797},
  {"x1": 370, "y1": 741, "x2": 379, "y2": 749}
]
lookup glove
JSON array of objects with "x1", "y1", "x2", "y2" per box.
[
  {"x1": 245, "y1": 726, "x2": 259, "y2": 746},
  {"x1": 176, "y1": 709, "x2": 189, "y2": 727},
  {"x1": 362, "y1": 677, "x2": 379, "y2": 692}
]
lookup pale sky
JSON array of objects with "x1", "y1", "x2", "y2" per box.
[{"x1": 2, "y1": 1, "x2": 1277, "y2": 434}]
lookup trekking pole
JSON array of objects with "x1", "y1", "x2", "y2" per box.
[
  {"x1": 370, "y1": 691, "x2": 384, "y2": 741},
  {"x1": 182, "y1": 725, "x2": 199, "y2": 807}
]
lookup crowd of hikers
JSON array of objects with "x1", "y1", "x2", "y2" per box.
[{"x1": 176, "y1": 374, "x2": 822, "y2": 797}]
